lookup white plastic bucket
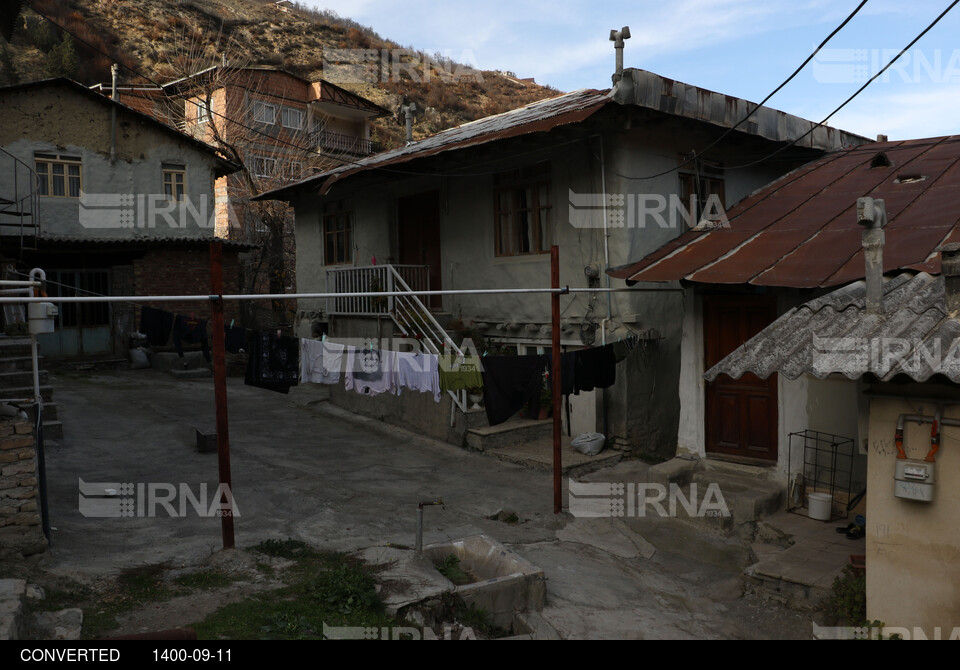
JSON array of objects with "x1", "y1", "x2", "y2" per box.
[{"x1": 808, "y1": 492, "x2": 833, "y2": 521}]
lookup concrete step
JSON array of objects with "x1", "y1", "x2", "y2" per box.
[
  {"x1": 0, "y1": 369, "x2": 48, "y2": 388},
  {"x1": 0, "y1": 386, "x2": 53, "y2": 403},
  {"x1": 465, "y1": 418, "x2": 553, "y2": 451},
  {"x1": 646, "y1": 457, "x2": 785, "y2": 538},
  {"x1": 39, "y1": 420, "x2": 62, "y2": 440},
  {"x1": 0, "y1": 356, "x2": 44, "y2": 373},
  {"x1": 0, "y1": 337, "x2": 33, "y2": 358},
  {"x1": 23, "y1": 402, "x2": 57, "y2": 422}
]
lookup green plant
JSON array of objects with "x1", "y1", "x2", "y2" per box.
[
  {"x1": 251, "y1": 538, "x2": 315, "y2": 560},
  {"x1": 820, "y1": 565, "x2": 866, "y2": 626},
  {"x1": 435, "y1": 555, "x2": 471, "y2": 585}
]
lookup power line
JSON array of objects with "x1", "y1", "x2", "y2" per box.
[
  {"x1": 726, "y1": 0, "x2": 960, "y2": 171},
  {"x1": 606, "y1": 0, "x2": 871, "y2": 182}
]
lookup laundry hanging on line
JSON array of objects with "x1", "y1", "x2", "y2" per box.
[
  {"x1": 300, "y1": 338, "x2": 345, "y2": 385},
  {"x1": 244, "y1": 330, "x2": 300, "y2": 394},
  {"x1": 139, "y1": 305, "x2": 174, "y2": 347},
  {"x1": 480, "y1": 354, "x2": 548, "y2": 427},
  {"x1": 344, "y1": 345, "x2": 396, "y2": 396},
  {"x1": 173, "y1": 314, "x2": 211, "y2": 363}
]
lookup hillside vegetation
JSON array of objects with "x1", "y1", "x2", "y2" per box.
[{"x1": 2, "y1": 0, "x2": 563, "y2": 150}]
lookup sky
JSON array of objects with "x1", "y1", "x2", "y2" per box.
[{"x1": 304, "y1": 0, "x2": 960, "y2": 140}]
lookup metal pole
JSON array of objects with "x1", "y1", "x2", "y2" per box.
[
  {"x1": 551, "y1": 246, "x2": 562, "y2": 514},
  {"x1": 209, "y1": 242, "x2": 235, "y2": 549}
]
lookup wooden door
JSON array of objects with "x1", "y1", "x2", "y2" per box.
[
  {"x1": 704, "y1": 295, "x2": 778, "y2": 462},
  {"x1": 398, "y1": 191, "x2": 442, "y2": 310}
]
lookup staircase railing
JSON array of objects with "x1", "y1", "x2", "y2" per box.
[
  {"x1": 0, "y1": 147, "x2": 40, "y2": 250},
  {"x1": 325, "y1": 263, "x2": 469, "y2": 414}
]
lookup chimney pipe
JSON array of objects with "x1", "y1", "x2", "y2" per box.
[
  {"x1": 401, "y1": 102, "x2": 418, "y2": 144},
  {"x1": 940, "y1": 243, "x2": 960, "y2": 314},
  {"x1": 609, "y1": 26, "x2": 631, "y2": 85},
  {"x1": 857, "y1": 197, "x2": 887, "y2": 313}
]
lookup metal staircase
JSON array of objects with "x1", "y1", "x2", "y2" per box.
[
  {"x1": 326, "y1": 264, "x2": 468, "y2": 412},
  {"x1": 0, "y1": 148, "x2": 40, "y2": 252}
]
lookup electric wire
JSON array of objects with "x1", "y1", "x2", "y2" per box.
[{"x1": 726, "y1": 0, "x2": 960, "y2": 171}]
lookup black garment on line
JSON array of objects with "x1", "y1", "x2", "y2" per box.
[
  {"x1": 480, "y1": 354, "x2": 548, "y2": 427},
  {"x1": 224, "y1": 324, "x2": 248, "y2": 354},
  {"x1": 173, "y1": 314, "x2": 211, "y2": 362},
  {"x1": 573, "y1": 344, "x2": 617, "y2": 392},
  {"x1": 139, "y1": 306, "x2": 174, "y2": 347},
  {"x1": 244, "y1": 330, "x2": 300, "y2": 394}
]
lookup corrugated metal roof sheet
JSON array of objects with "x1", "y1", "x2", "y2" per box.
[
  {"x1": 37, "y1": 233, "x2": 257, "y2": 251},
  {"x1": 610, "y1": 136, "x2": 960, "y2": 288},
  {"x1": 704, "y1": 272, "x2": 960, "y2": 383}
]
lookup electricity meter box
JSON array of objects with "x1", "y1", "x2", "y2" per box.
[
  {"x1": 894, "y1": 458, "x2": 935, "y2": 502},
  {"x1": 27, "y1": 302, "x2": 57, "y2": 335}
]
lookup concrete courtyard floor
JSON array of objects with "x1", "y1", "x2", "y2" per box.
[{"x1": 21, "y1": 369, "x2": 831, "y2": 639}]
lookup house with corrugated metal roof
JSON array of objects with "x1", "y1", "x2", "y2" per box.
[
  {"x1": 258, "y1": 66, "x2": 867, "y2": 456},
  {"x1": 0, "y1": 77, "x2": 247, "y2": 357},
  {"x1": 701, "y1": 230, "x2": 960, "y2": 634},
  {"x1": 609, "y1": 135, "x2": 960, "y2": 517}
]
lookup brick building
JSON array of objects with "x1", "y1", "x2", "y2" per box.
[{"x1": 0, "y1": 78, "x2": 246, "y2": 357}]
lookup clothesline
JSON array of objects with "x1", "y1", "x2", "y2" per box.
[{"x1": 0, "y1": 286, "x2": 643, "y2": 304}]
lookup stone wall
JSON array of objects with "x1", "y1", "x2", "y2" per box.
[{"x1": 0, "y1": 417, "x2": 47, "y2": 557}]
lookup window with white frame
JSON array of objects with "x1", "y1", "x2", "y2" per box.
[
  {"x1": 162, "y1": 164, "x2": 186, "y2": 201},
  {"x1": 281, "y1": 107, "x2": 303, "y2": 129},
  {"x1": 252, "y1": 100, "x2": 277, "y2": 125},
  {"x1": 251, "y1": 156, "x2": 277, "y2": 178},
  {"x1": 35, "y1": 154, "x2": 82, "y2": 198},
  {"x1": 285, "y1": 161, "x2": 303, "y2": 181},
  {"x1": 195, "y1": 98, "x2": 210, "y2": 124}
]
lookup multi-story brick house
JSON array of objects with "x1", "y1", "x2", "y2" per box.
[{"x1": 157, "y1": 66, "x2": 390, "y2": 326}]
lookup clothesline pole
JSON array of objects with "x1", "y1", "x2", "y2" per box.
[
  {"x1": 551, "y1": 245, "x2": 562, "y2": 514},
  {"x1": 209, "y1": 241, "x2": 235, "y2": 550}
]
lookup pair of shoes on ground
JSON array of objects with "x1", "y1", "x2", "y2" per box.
[{"x1": 836, "y1": 522, "x2": 865, "y2": 540}]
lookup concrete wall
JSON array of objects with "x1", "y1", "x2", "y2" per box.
[
  {"x1": 865, "y1": 395, "x2": 960, "y2": 633},
  {"x1": 0, "y1": 86, "x2": 223, "y2": 239}
]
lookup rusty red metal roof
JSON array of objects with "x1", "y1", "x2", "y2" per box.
[{"x1": 609, "y1": 135, "x2": 960, "y2": 288}]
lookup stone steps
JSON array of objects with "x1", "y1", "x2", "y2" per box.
[
  {"x1": 646, "y1": 457, "x2": 785, "y2": 538},
  {"x1": 465, "y1": 417, "x2": 553, "y2": 451}
]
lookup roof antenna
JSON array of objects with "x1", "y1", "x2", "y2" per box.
[{"x1": 610, "y1": 26, "x2": 631, "y2": 86}]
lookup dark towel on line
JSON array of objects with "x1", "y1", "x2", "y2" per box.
[
  {"x1": 173, "y1": 314, "x2": 211, "y2": 363},
  {"x1": 480, "y1": 354, "x2": 548, "y2": 427},
  {"x1": 139, "y1": 306, "x2": 174, "y2": 347}
]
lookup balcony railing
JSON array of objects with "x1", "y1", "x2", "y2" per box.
[
  {"x1": 325, "y1": 264, "x2": 429, "y2": 316},
  {"x1": 311, "y1": 130, "x2": 380, "y2": 156}
]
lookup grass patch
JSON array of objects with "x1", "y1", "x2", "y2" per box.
[
  {"x1": 173, "y1": 570, "x2": 239, "y2": 591},
  {"x1": 434, "y1": 555, "x2": 472, "y2": 585},
  {"x1": 191, "y1": 548, "x2": 394, "y2": 639},
  {"x1": 251, "y1": 538, "x2": 316, "y2": 560}
]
